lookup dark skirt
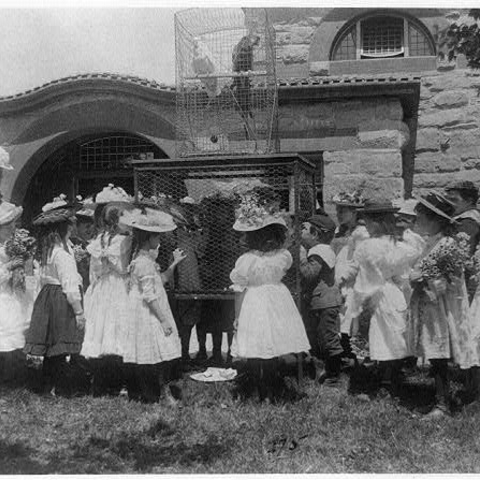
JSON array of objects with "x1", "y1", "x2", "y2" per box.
[{"x1": 24, "y1": 284, "x2": 84, "y2": 358}]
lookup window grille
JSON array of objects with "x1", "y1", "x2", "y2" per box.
[
  {"x1": 332, "y1": 24, "x2": 357, "y2": 61},
  {"x1": 331, "y1": 14, "x2": 435, "y2": 61},
  {"x1": 361, "y1": 16, "x2": 404, "y2": 58},
  {"x1": 408, "y1": 22, "x2": 434, "y2": 57},
  {"x1": 75, "y1": 134, "x2": 164, "y2": 172}
]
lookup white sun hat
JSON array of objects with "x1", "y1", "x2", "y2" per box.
[
  {"x1": 121, "y1": 207, "x2": 177, "y2": 233},
  {"x1": 95, "y1": 184, "x2": 133, "y2": 204},
  {"x1": 0, "y1": 200, "x2": 23, "y2": 226}
]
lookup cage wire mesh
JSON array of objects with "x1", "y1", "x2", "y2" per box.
[
  {"x1": 175, "y1": 8, "x2": 278, "y2": 157},
  {"x1": 133, "y1": 155, "x2": 316, "y2": 301}
]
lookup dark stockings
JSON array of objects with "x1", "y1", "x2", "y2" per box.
[{"x1": 430, "y1": 359, "x2": 450, "y2": 411}]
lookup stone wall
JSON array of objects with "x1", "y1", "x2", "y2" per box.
[{"x1": 414, "y1": 70, "x2": 480, "y2": 195}]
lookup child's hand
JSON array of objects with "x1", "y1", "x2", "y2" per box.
[
  {"x1": 409, "y1": 269, "x2": 423, "y2": 283},
  {"x1": 76, "y1": 313, "x2": 86, "y2": 330},
  {"x1": 161, "y1": 321, "x2": 173, "y2": 336},
  {"x1": 172, "y1": 248, "x2": 187, "y2": 265}
]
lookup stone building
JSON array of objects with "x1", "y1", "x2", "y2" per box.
[{"x1": 0, "y1": 7, "x2": 479, "y2": 220}]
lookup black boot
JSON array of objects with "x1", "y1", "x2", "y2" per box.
[{"x1": 321, "y1": 355, "x2": 342, "y2": 387}]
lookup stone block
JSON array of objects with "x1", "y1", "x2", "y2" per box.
[
  {"x1": 414, "y1": 152, "x2": 461, "y2": 174},
  {"x1": 309, "y1": 61, "x2": 330, "y2": 76},
  {"x1": 447, "y1": 129, "x2": 480, "y2": 149},
  {"x1": 423, "y1": 72, "x2": 479, "y2": 92},
  {"x1": 464, "y1": 159, "x2": 480, "y2": 170},
  {"x1": 357, "y1": 130, "x2": 409, "y2": 150},
  {"x1": 334, "y1": 101, "x2": 377, "y2": 130},
  {"x1": 419, "y1": 109, "x2": 468, "y2": 128},
  {"x1": 375, "y1": 100, "x2": 403, "y2": 121},
  {"x1": 277, "y1": 45, "x2": 309, "y2": 64},
  {"x1": 416, "y1": 128, "x2": 441, "y2": 152},
  {"x1": 433, "y1": 90, "x2": 469, "y2": 109}
]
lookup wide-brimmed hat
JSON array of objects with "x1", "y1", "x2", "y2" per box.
[
  {"x1": 359, "y1": 198, "x2": 400, "y2": 215},
  {"x1": 95, "y1": 184, "x2": 133, "y2": 204},
  {"x1": 308, "y1": 214, "x2": 336, "y2": 233},
  {"x1": 414, "y1": 191, "x2": 455, "y2": 222},
  {"x1": 332, "y1": 191, "x2": 366, "y2": 208},
  {"x1": 32, "y1": 194, "x2": 76, "y2": 226},
  {"x1": 233, "y1": 213, "x2": 287, "y2": 232},
  {"x1": 0, "y1": 200, "x2": 23, "y2": 226},
  {"x1": 120, "y1": 207, "x2": 177, "y2": 233},
  {"x1": 393, "y1": 198, "x2": 418, "y2": 217},
  {"x1": 0, "y1": 147, "x2": 13, "y2": 171},
  {"x1": 445, "y1": 180, "x2": 478, "y2": 196},
  {"x1": 75, "y1": 195, "x2": 95, "y2": 220}
]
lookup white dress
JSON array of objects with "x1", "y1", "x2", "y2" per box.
[
  {"x1": 230, "y1": 249, "x2": 311, "y2": 359},
  {"x1": 335, "y1": 225, "x2": 370, "y2": 335},
  {"x1": 124, "y1": 251, "x2": 181, "y2": 364},
  {"x1": 0, "y1": 245, "x2": 38, "y2": 352},
  {"x1": 351, "y1": 235, "x2": 424, "y2": 362},
  {"x1": 81, "y1": 233, "x2": 132, "y2": 358}
]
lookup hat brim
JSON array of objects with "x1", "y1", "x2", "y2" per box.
[
  {"x1": 32, "y1": 208, "x2": 75, "y2": 226},
  {"x1": 233, "y1": 217, "x2": 287, "y2": 232},
  {"x1": 0, "y1": 164, "x2": 14, "y2": 171},
  {"x1": 123, "y1": 219, "x2": 177, "y2": 233},
  {"x1": 414, "y1": 194, "x2": 453, "y2": 222},
  {"x1": 359, "y1": 206, "x2": 400, "y2": 214},
  {"x1": 0, "y1": 205, "x2": 23, "y2": 226},
  {"x1": 333, "y1": 201, "x2": 364, "y2": 208}
]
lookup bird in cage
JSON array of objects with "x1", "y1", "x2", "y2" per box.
[
  {"x1": 191, "y1": 38, "x2": 221, "y2": 98},
  {"x1": 231, "y1": 33, "x2": 261, "y2": 140}
]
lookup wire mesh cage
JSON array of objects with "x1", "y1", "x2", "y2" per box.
[
  {"x1": 175, "y1": 8, "x2": 278, "y2": 157},
  {"x1": 132, "y1": 154, "x2": 316, "y2": 302}
]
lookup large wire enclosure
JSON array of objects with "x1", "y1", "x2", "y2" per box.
[
  {"x1": 175, "y1": 8, "x2": 278, "y2": 157},
  {"x1": 132, "y1": 154, "x2": 316, "y2": 301}
]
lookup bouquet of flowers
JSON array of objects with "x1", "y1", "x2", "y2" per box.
[
  {"x1": 420, "y1": 237, "x2": 466, "y2": 283},
  {"x1": 5, "y1": 228, "x2": 37, "y2": 261},
  {"x1": 72, "y1": 244, "x2": 89, "y2": 264}
]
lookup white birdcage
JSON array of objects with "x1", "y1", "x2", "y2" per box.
[{"x1": 175, "y1": 8, "x2": 278, "y2": 157}]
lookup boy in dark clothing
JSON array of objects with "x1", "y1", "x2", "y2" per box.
[{"x1": 300, "y1": 214, "x2": 343, "y2": 386}]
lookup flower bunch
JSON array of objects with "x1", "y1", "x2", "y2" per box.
[
  {"x1": 332, "y1": 190, "x2": 366, "y2": 207},
  {"x1": 234, "y1": 188, "x2": 282, "y2": 229},
  {"x1": 420, "y1": 236, "x2": 465, "y2": 284},
  {"x1": 5, "y1": 228, "x2": 37, "y2": 261},
  {"x1": 72, "y1": 244, "x2": 89, "y2": 263}
]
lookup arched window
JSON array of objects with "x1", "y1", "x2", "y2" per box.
[{"x1": 331, "y1": 13, "x2": 435, "y2": 61}]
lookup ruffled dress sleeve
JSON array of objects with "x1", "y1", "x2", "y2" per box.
[
  {"x1": 132, "y1": 256, "x2": 158, "y2": 304},
  {"x1": 230, "y1": 252, "x2": 257, "y2": 292},
  {"x1": 53, "y1": 248, "x2": 82, "y2": 304}
]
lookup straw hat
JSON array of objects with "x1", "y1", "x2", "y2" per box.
[
  {"x1": 32, "y1": 194, "x2": 76, "y2": 226},
  {"x1": 332, "y1": 190, "x2": 366, "y2": 208},
  {"x1": 95, "y1": 184, "x2": 133, "y2": 204},
  {"x1": 120, "y1": 207, "x2": 177, "y2": 233},
  {"x1": 359, "y1": 198, "x2": 400, "y2": 215},
  {"x1": 75, "y1": 195, "x2": 95, "y2": 220},
  {"x1": 0, "y1": 200, "x2": 23, "y2": 226},
  {"x1": 393, "y1": 198, "x2": 418, "y2": 217},
  {"x1": 414, "y1": 191, "x2": 455, "y2": 222}
]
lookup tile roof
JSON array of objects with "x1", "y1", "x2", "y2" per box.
[{"x1": 0, "y1": 72, "x2": 422, "y2": 102}]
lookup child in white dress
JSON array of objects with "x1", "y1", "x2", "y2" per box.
[
  {"x1": 231, "y1": 205, "x2": 310, "y2": 402},
  {"x1": 81, "y1": 198, "x2": 134, "y2": 395},
  {"x1": 350, "y1": 199, "x2": 424, "y2": 396},
  {"x1": 0, "y1": 201, "x2": 37, "y2": 384},
  {"x1": 121, "y1": 207, "x2": 185, "y2": 403}
]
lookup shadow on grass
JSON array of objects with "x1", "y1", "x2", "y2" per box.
[{"x1": 0, "y1": 439, "x2": 50, "y2": 474}]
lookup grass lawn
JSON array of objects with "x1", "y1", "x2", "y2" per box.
[{"x1": 1, "y1": 363, "x2": 480, "y2": 474}]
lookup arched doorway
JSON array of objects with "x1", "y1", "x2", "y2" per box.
[{"x1": 24, "y1": 131, "x2": 168, "y2": 223}]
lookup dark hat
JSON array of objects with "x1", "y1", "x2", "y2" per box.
[
  {"x1": 32, "y1": 194, "x2": 77, "y2": 226},
  {"x1": 445, "y1": 180, "x2": 478, "y2": 195},
  {"x1": 308, "y1": 214, "x2": 336, "y2": 233},
  {"x1": 359, "y1": 198, "x2": 400, "y2": 215},
  {"x1": 414, "y1": 191, "x2": 455, "y2": 221}
]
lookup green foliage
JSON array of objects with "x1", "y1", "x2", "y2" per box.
[{"x1": 443, "y1": 9, "x2": 480, "y2": 69}]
